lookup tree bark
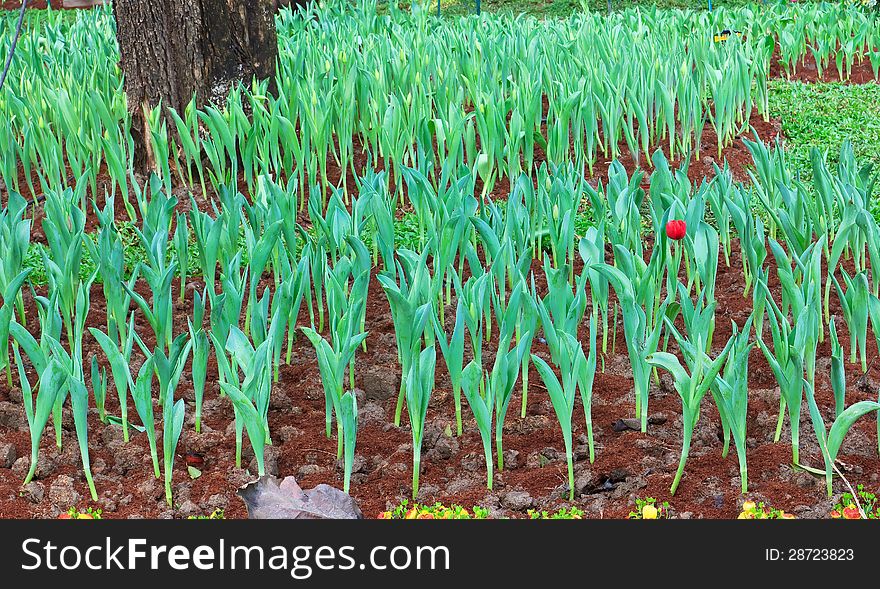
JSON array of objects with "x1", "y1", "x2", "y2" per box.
[{"x1": 113, "y1": 0, "x2": 278, "y2": 172}]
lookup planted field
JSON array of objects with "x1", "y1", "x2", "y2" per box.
[{"x1": 0, "y1": 1, "x2": 879, "y2": 520}]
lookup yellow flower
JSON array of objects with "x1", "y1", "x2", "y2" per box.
[
  {"x1": 742, "y1": 501, "x2": 756, "y2": 513},
  {"x1": 642, "y1": 505, "x2": 658, "y2": 520}
]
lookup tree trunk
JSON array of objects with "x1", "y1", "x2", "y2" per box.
[{"x1": 113, "y1": 0, "x2": 278, "y2": 172}]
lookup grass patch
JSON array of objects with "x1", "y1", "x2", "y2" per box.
[{"x1": 768, "y1": 79, "x2": 880, "y2": 181}]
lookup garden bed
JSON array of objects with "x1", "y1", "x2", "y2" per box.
[{"x1": 1, "y1": 235, "x2": 877, "y2": 520}]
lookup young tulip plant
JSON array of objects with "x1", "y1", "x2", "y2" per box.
[
  {"x1": 803, "y1": 377, "x2": 880, "y2": 497},
  {"x1": 378, "y1": 245, "x2": 435, "y2": 427},
  {"x1": 490, "y1": 281, "x2": 534, "y2": 469},
  {"x1": 89, "y1": 316, "x2": 137, "y2": 442},
  {"x1": 647, "y1": 328, "x2": 734, "y2": 495},
  {"x1": 211, "y1": 311, "x2": 286, "y2": 482},
  {"x1": 406, "y1": 344, "x2": 436, "y2": 499},
  {"x1": 532, "y1": 314, "x2": 598, "y2": 499},
  {"x1": 300, "y1": 249, "x2": 370, "y2": 492},
  {"x1": 459, "y1": 280, "x2": 532, "y2": 492},
  {"x1": 756, "y1": 271, "x2": 815, "y2": 465},
  {"x1": 594, "y1": 244, "x2": 671, "y2": 432},
  {"x1": 135, "y1": 333, "x2": 192, "y2": 506},
  {"x1": 713, "y1": 318, "x2": 754, "y2": 494},
  {"x1": 0, "y1": 193, "x2": 31, "y2": 384},
  {"x1": 834, "y1": 269, "x2": 871, "y2": 374},
  {"x1": 11, "y1": 339, "x2": 67, "y2": 489},
  {"x1": 188, "y1": 290, "x2": 210, "y2": 433},
  {"x1": 432, "y1": 296, "x2": 467, "y2": 436},
  {"x1": 13, "y1": 275, "x2": 100, "y2": 501}
]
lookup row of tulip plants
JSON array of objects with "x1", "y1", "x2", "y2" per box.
[
  {"x1": 2, "y1": 132, "x2": 879, "y2": 505},
  {"x1": 1, "y1": 3, "x2": 879, "y2": 213}
]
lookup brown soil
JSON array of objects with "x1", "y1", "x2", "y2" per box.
[
  {"x1": 0, "y1": 237, "x2": 878, "y2": 520},
  {"x1": 770, "y1": 48, "x2": 880, "y2": 85}
]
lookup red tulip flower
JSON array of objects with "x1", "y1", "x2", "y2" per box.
[{"x1": 666, "y1": 220, "x2": 687, "y2": 241}]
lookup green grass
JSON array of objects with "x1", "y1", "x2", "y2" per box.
[
  {"x1": 380, "y1": 0, "x2": 773, "y2": 19},
  {"x1": 768, "y1": 80, "x2": 880, "y2": 182}
]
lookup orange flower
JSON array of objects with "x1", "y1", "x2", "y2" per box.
[
  {"x1": 842, "y1": 506, "x2": 861, "y2": 520},
  {"x1": 377, "y1": 511, "x2": 392, "y2": 519},
  {"x1": 405, "y1": 508, "x2": 419, "y2": 520},
  {"x1": 416, "y1": 513, "x2": 435, "y2": 519}
]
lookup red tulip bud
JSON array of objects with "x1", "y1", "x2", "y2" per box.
[{"x1": 666, "y1": 220, "x2": 687, "y2": 241}]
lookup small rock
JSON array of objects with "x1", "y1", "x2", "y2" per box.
[
  {"x1": 250, "y1": 446, "x2": 280, "y2": 477},
  {"x1": 573, "y1": 444, "x2": 590, "y2": 461},
  {"x1": 445, "y1": 478, "x2": 474, "y2": 494},
  {"x1": 100, "y1": 424, "x2": 125, "y2": 446},
  {"x1": 427, "y1": 435, "x2": 459, "y2": 461},
  {"x1": 648, "y1": 413, "x2": 667, "y2": 425},
  {"x1": 204, "y1": 494, "x2": 228, "y2": 512},
  {"x1": 11, "y1": 450, "x2": 55, "y2": 480},
  {"x1": 575, "y1": 470, "x2": 595, "y2": 495},
  {"x1": 188, "y1": 430, "x2": 224, "y2": 455},
  {"x1": 0, "y1": 401, "x2": 24, "y2": 430},
  {"x1": 6, "y1": 386, "x2": 22, "y2": 404},
  {"x1": 609, "y1": 468, "x2": 630, "y2": 483},
  {"x1": 0, "y1": 443, "x2": 16, "y2": 468},
  {"x1": 92, "y1": 457, "x2": 107, "y2": 475},
  {"x1": 461, "y1": 452, "x2": 484, "y2": 472},
  {"x1": 541, "y1": 447, "x2": 560, "y2": 461},
  {"x1": 342, "y1": 455, "x2": 367, "y2": 475},
  {"x1": 612, "y1": 418, "x2": 642, "y2": 432},
  {"x1": 415, "y1": 484, "x2": 440, "y2": 502},
  {"x1": 113, "y1": 444, "x2": 147, "y2": 474},
  {"x1": 136, "y1": 478, "x2": 159, "y2": 500},
  {"x1": 228, "y1": 467, "x2": 255, "y2": 488},
  {"x1": 168, "y1": 482, "x2": 190, "y2": 505},
  {"x1": 362, "y1": 367, "x2": 399, "y2": 402},
  {"x1": 177, "y1": 500, "x2": 202, "y2": 518},
  {"x1": 502, "y1": 449, "x2": 519, "y2": 470},
  {"x1": 358, "y1": 401, "x2": 386, "y2": 426},
  {"x1": 794, "y1": 471, "x2": 817, "y2": 489},
  {"x1": 269, "y1": 391, "x2": 293, "y2": 411},
  {"x1": 502, "y1": 490, "x2": 533, "y2": 511},
  {"x1": 21, "y1": 481, "x2": 45, "y2": 503},
  {"x1": 278, "y1": 426, "x2": 304, "y2": 443},
  {"x1": 297, "y1": 464, "x2": 323, "y2": 478}
]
